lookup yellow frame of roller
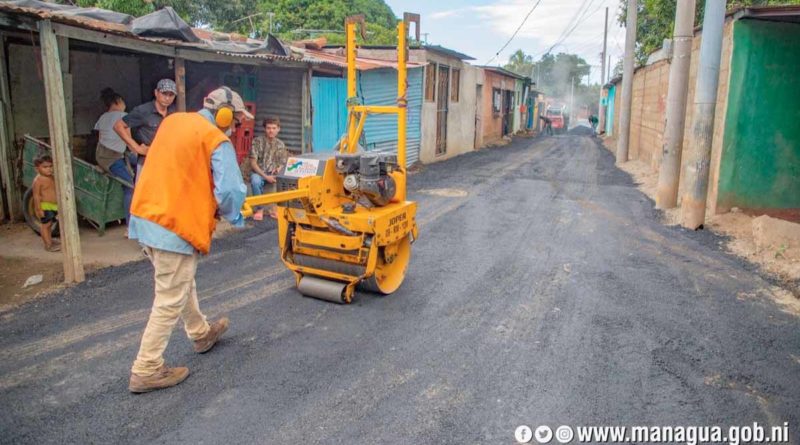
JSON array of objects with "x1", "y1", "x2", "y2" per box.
[{"x1": 241, "y1": 13, "x2": 420, "y2": 303}]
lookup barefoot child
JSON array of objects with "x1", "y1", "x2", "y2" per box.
[{"x1": 32, "y1": 155, "x2": 60, "y2": 252}]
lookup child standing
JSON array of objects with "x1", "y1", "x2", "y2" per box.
[
  {"x1": 32, "y1": 155, "x2": 60, "y2": 252},
  {"x1": 249, "y1": 117, "x2": 289, "y2": 219}
]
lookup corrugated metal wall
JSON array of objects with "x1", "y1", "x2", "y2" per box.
[
  {"x1": 359, "y1": 67, "x2": 422, "y2": 167},
  {"x1": 257, "y1": 68, "x2": 305, "y2": 151}
]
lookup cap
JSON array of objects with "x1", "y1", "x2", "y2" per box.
[
  {"x1": 204, "y1": 87, "x2": 254, "y2": 120},
  {"x1": 156, "y1": 78, "x2": 177, "y2": 94}
]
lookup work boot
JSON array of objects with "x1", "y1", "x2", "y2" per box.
[
  {"x1": 193, "y1": 316, "x2": 229, "y2": 353},
  {"x1": 128, "y1": 365, "x2": 189, "y2": 393}
]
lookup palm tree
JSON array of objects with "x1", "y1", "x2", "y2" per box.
[{"x1": 505, "y1": 49, "x2": 533, "y2": 76}]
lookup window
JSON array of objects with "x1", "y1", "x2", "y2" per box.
[
  {"x1": 492, "y1": 88, "x2": 502, "y2": 114},
  {"x1": 450, "y1": 69, "x2": 460, "y2": 102},
  {"x1": 425, "y1": 64, "x2": 436, "y2": 102}
]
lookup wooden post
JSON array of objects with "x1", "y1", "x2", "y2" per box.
[
  {"x1": 301, "y1": 66, "x2": 309, "y2": 153},
  {"x1": 57, "y1": 35, "x2": 73, "y2": 139},
  {"x1": 39, "y1": 20, "x2": 84, "y2": 283},
  {"x1": 175, "y1": 57, "x2": 186, "y2": 111},
  {"x1": 0, "y1": 34, "x2": 21, "y2": 221}
]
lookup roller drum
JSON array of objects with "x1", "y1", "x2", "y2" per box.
[{"x1": 297, "y1": 276, "x2": 348, "y2": 304}]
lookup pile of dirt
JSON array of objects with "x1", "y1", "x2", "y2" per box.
[{"x1": 604, "y1": 144, "x2": 800, "y2": 287}]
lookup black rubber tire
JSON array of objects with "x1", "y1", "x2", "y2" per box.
[{"x1": 22, "y1": 188, "x2": 59, "y2": 237}]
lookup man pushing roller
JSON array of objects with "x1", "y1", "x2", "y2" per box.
[{"x1": 127, "y1": 87, "x2": 253, "y2": 393}]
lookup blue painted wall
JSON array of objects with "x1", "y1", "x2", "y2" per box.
[
  {"x1": 311, "y1": 77, "x2": 348, "y2": 152},
  {"x1": 605, "y1": 85, "x2": 615, "y2": 136}
]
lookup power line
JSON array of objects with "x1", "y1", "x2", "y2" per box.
[
  {"x1": 485, "y1": 0, "x2": 545, "y2": 65},
  {"x1": 532, "y1": 0, "x2": 605, "y2": 61}
]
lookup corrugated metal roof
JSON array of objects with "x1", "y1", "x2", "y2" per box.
[
  {"x1": 0, "y1": 2, "x2": 337, "y2": 67},
  {"x1": 479, "y1": 66, "x2": 530, "y2": 81},
  {"x1": 422, "y1": 45, "x2": 475, "y2": 61},
  {"x1": 302, "y1": 49, "x2": 425, "y2": 71}
]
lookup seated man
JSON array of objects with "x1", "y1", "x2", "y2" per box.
[{"x1": 249, "y1": 117, "x2": 289, "y2": 219}]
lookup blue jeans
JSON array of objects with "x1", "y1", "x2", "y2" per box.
[
  {"x1": 250, "y1": 173, "x2": 266, "y2": 196},
  {"x1": 109, "y1": 157, "x2": 135, "y2": 225}
]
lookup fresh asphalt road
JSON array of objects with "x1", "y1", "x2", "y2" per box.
[{"x1": 1, "y1": 133, "x2": 799, "y2": 444}]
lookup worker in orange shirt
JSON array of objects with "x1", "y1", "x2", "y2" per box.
[{"x1": 126, "y1": 87, "x2": 253, "y2": 393}]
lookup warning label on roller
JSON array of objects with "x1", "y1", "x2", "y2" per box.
[{"x1": 284, "y1": 158, "x2": 320, "y2": 178}]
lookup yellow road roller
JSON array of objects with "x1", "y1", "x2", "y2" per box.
[{"x1": 241, "y1": 13, "x2": 420, "y2": 304}]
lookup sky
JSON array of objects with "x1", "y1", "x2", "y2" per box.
[{"x1": 384, "y1": 0, "x2": 628, "y2": 85}]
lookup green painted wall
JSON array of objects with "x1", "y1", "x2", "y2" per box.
[{"x1": 717, "y1": 20, "x2": 800, "y2": 211}]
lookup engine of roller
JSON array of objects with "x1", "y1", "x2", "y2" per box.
[
  {"x1": 337, "y1": 153, "x2": 398, "y2": 207},
  {"x1": 240, "y1": 13, "x2": 420, "y2": 305}
]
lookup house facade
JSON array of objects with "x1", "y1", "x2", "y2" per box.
[
  {"x1": 349, "y1": 45, "x2": 481, "y2": 164},
  {"x1": 479, "y1": 66, "x2": 527, "y2": 145}
]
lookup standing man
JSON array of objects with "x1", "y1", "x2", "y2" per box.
[
  {"x1": 589, "y1": 114, "x2": 599, "y2": 136},
  {"x1": 540, "y1": 114, "x2": 553, "y2": 136},
  {"x1": 126, "y1": 86, "x2": 253, "y2": 393},
  {"x1": 113, "y1": 79, "x2": 177, "y2": 179}
]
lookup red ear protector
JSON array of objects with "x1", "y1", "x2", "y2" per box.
[{"x1": 214, "y1": 87, "x2": 235, "y2": 128}]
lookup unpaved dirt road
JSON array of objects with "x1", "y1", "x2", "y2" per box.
[{"x1": 1, "y1": 134, "x2": 798, "y2": 444}]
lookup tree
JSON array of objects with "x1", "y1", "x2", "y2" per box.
[
  {"x1": 67, "y1": 0, "x2": 401, "y2": 43},
  {"x1": 255, "y1": 0, "x2": 399, "y2": 43},
  {"x1": 618, "y1": 0, "x2": 800, "y2": 63},
  {"x1": 504, "y1": 50, "x2": 598, "y2": 112},
  {"x1": 504, "y1": 49, "x2": 534, "y2": 77},
  {"x1": 73, "y1": 0, "x2": 197, "y2": 19},
  {"x1": 532, "y1": 52, "x2": 591, "y2": 100}
]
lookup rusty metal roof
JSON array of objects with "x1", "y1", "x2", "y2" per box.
[
  {"x1": 301, "y1": 48, "x2": 426, "y2": 71},
  {"x1": 479, "y1": 66, "x2": 530, "y2": 81},
  {"x1": 0, "y1": 2, "x2": 325, "y2": 65},
  {"x1": 0, "y1": 2, "x2": 427, "y2": 70}
]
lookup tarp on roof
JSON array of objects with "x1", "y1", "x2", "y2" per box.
[
  {"x1": 6, "y1": 0, "x2": 132, "y2": 24},
  {"x1": 3, "y1": 1, "x2": 290, "y2": 56},
  {"x1": 204, "y1": 34, "x2": 289, "y2": 56},
  {"x1": 130, "y1": 7, "x2": 199, "y2": 42}
]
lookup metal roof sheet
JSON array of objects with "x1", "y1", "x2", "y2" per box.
[{"x1": 301, "y1": 49, "x2": 426, "y2": 71}]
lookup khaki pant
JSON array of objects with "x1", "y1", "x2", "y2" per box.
[{"x1": 131, "y1": 247, "x2": 210, "y2": 376}]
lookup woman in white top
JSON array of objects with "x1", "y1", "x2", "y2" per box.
[{"x1": 94, "y1": 88, "x2": 134, "y2": 224}]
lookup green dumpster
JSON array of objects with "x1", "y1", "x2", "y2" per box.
[{"x1": 22, "y1": 135, "x2": 129, "y2": 236}]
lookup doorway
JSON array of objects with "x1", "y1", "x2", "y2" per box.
[
  {"x1": 502, "y1": 90, "x2": 513, "y2": 136},
  {"x1": 474, "y1": 84, "x2": 482, "y2": 149},
  {"x1": 436, "y1": 65, "x2": 449, "y2": 156}
]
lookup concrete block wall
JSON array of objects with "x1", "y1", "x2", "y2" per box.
[{"x1": 612, "y1": 18, "x2": 734, "y2": 215}]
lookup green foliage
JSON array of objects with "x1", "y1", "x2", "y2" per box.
[
  {"x1": 504, "y1": 49, "x2": 598, "y2": 111},
  {"x1": 67, "y1": 0, "x2": 400, "y2": 43},
  {"x1": 72, "y1": 0, "x2": 196, "y2": 18},
  {"x1": 505, "y1": 50, "x2": 535, "y2": 77},
  {"x1": 255, "y1": 0, "x2": 398, "y2": 43},
  {"x1": 618, "y1": 0, "x2": 800, "y2": 63}
]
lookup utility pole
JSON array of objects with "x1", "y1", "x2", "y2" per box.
[
  {"x1": 655, "y1": 0, "x2": 696, "y2": 209},
  {"x1": 598, "y1": 7, "x2": 609, "y2": 132},
  {"x1": 616, "y1": 0, "x2": 637, "y2": 164},
  {"x1": 268, "y1": 12, "x2": 275, "y2": 34},
  {"x1": 569, "y1": 76, "x2": 575, "y2": 128},
  {"x1": 607, "y1": 55, "x2": 611, "y2": 81},
  {"x1": 681, "y1": 0, "x2": 727, "y2": 229}
]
